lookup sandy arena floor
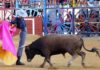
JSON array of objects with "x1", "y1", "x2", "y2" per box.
[{"x1": 0, "y1": 34, "x2": 100, "y2": 70}]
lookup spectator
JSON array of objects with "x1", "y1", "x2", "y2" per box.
[
  {"x1": 78, "y1": 0, "x2": 88, "y2": 7},
  {"x1": 87, "y1": 0, "x2": 95, "y2": 7}
]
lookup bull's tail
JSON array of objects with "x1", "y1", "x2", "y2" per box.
[{"x1": 81, "y1": 38, "x2": 100, "y2": 58}]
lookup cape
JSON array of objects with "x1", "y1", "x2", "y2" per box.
[{"x1": 0, "y1": 21, "x2": 17, "y2": 65}]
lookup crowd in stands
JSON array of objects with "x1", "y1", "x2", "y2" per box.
[{"x1": 47, "y1": 0, "x2": 100, "y2": 7}]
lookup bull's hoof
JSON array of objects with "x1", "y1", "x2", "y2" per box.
[
  {"x1": 82, "y1": 63, "x2": 86, "y2": 68},
  {"x1": 67, "y1": 63, "x2": 71, "y2": 67},
  {"x1": 16, "y1": 61, "x2": 25, "y2": 65},
  {"x1": 40, "y1": 65, "x2": 44, "y2": 68}
]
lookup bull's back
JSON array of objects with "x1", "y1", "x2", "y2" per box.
[{"x1": 41, "y1": 34, "x2": 83, "y2": 51}]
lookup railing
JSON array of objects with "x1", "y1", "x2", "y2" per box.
[{"x1": 44, "y1": 5, "x2": 100, "y2": 35}]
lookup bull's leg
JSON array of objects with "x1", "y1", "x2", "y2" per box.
[
  {"x1": 46, "y1": 57, "x2": 53, "y2": 67},
  {"x1": 67, "y1": 54, "x2": 78, "y2": 67},
  {"x1": 40, "y1": 57, "x2": 53, "y2": 67},
  {"x1": 78, "y1": 51, "x2": 86, "y2": 67},
  {"x1": 40, "y1": 58, "x2": 46, "y2": 68}
]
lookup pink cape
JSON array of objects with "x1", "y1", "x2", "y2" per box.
[{"x1": 0, "y1": 21, "x2": 17, "y2": 65}]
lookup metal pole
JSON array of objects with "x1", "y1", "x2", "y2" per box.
[
  {"x1": 72, "y1": 7, "x2": 75, "y2": 34},
  {"x1": 15, "y1": 0, "x2": 19, "y2": 9},
  {"x1": 43, "y1": 0, "x2": 47, "y2": 35}
]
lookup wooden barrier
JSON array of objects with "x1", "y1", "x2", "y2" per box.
[{"x1": 14, "y1": 16, "x2": 43, "y2": 36}]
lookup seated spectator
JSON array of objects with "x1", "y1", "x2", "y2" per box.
[
  {"x1": 87, "y1": 0, "x2": 95, "y2": 7},
  {"x1": 95, "y1": 0, "x2": 100, "y2": 7},
  {"x1": 78, "y1": 0, "x2": 88, "y2": 7}
]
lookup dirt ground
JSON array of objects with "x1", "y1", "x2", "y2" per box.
[{"x1": 0, "y1": 34, "x2": 100, "y2": 70}]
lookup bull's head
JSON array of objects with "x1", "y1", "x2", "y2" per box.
[{"x1": 25, "y1": 46, "x2": 36, "y2": 62}]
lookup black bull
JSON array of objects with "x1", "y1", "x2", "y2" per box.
[{"x1": 25, "y1": 34, "x2": 100, "y2": 67}]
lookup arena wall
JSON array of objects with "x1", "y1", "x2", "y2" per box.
[{"x1": 14, "y1": 16, "x2": 43, "y2": 36}]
